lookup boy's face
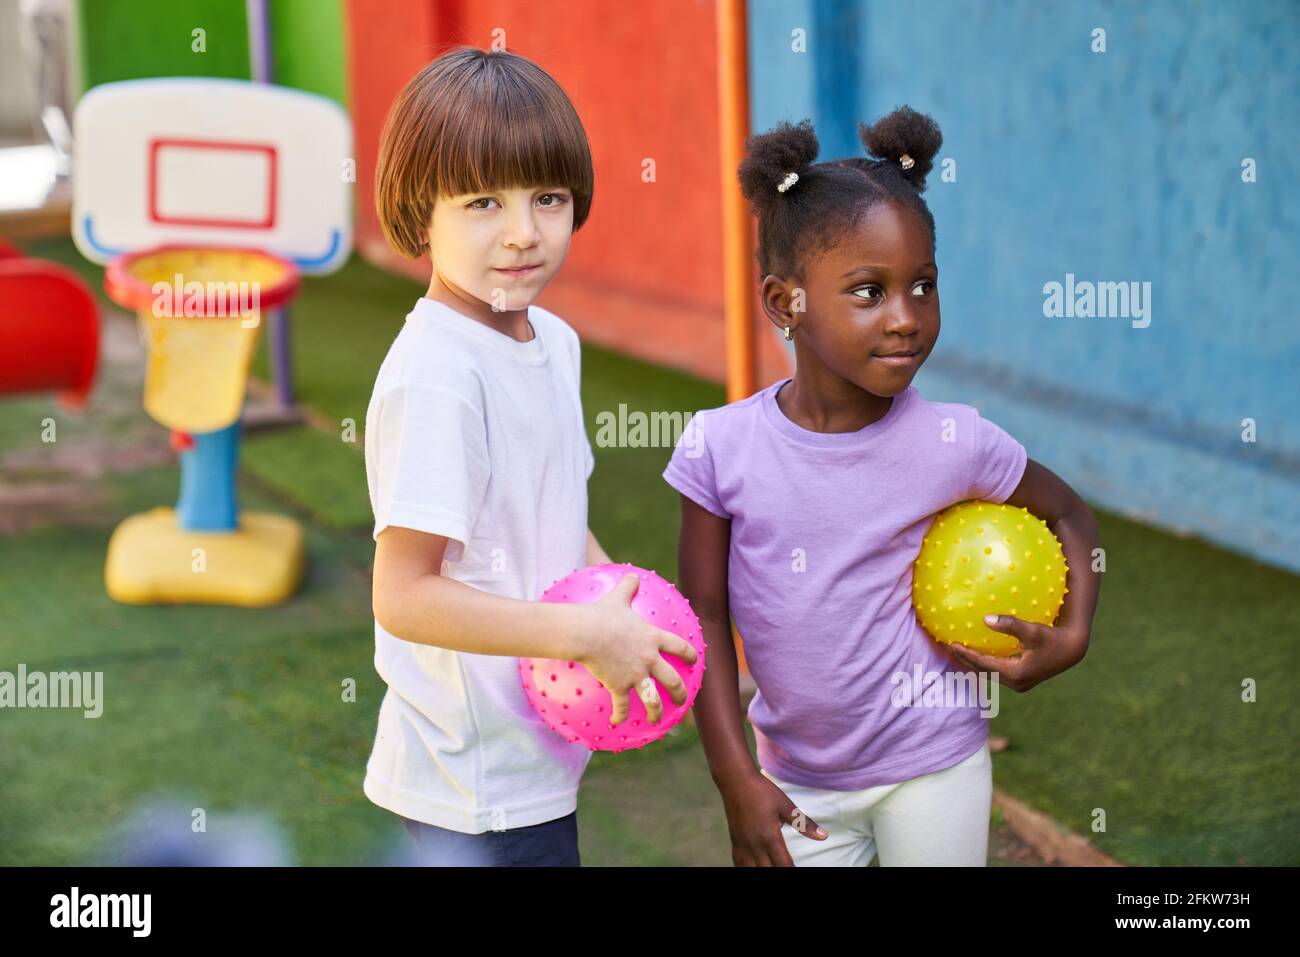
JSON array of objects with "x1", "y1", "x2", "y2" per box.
[{"x1": 428, "y1": 185, "x2": 574, "y2": 312}]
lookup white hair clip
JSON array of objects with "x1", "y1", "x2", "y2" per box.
[
  {"x1": 899, "y1": 153, "x2": 915, "y2": 170},
  {"x1": 776, "y1": 171, "x2": 799, "y2": 193}
]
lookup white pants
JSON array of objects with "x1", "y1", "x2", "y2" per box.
[{"x1": 761, "y1": 741, "x2": 993, "y2": 866}]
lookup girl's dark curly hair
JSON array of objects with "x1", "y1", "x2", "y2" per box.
[{"x1": 737, "y1": 106, "x2": 943, "y2": 279}]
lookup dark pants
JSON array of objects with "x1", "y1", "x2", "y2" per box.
[{"x1": 402, "y1": 812, "x2": 580, "y2": 867}]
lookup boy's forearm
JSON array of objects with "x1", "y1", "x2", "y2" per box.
[
  {"x1": 379, "y1": 573, "x2": 589, "y2": 661},
  {"x1": 586, "y1": 528, "x2": 612, "y2": 565}
]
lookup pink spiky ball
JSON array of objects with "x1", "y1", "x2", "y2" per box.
[{"x1": 519, "y1": 563, "x2": 707, "y2": 752}]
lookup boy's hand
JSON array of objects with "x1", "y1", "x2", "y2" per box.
[
  {"x1": 717, "y1": 771, "x2": 827, "y2": 866},
  {"x1": 945, "y1": 614, "x2": 1089, "y2": 692},
  {"x1": 576, "y1": 573, "x2": 699, "y2": 725}
]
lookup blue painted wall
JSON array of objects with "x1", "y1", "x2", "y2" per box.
[{"x1": 749, "y1": 0, "x2": 1300, "y2": 573}]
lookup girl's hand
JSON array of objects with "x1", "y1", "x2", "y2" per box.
[
  {"x1": 945, "y1": 614, "x2": 1089, "y2": 692},
  {"x1": 717, "y1": 771, "x2": 828, "y2": 866}
]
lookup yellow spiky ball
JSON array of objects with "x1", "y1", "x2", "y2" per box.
[{"x1": 911, "y1": 500, "x2": 1069, "y2": 657}]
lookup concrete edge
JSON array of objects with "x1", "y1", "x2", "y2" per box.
[{"x1": 993, "y1": 787, "x2": 1125, "y2": 867}]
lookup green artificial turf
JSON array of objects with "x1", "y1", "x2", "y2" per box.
[
  {"x1": 983, "y1": 513, "x2": 1300, "y2": 866},
  {"x1": 5, "y1": 238, "x2": 1298, "y2": 866},
  {"x1": 0, "y1": 466, "x2": 388, "y2": 865}
]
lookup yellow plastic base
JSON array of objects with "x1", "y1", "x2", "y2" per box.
[{"x1": 105, "y1": 507, "x2": 304, "y2": 606}]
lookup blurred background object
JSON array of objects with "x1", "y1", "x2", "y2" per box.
[
  {"x1": 0, "y1": 0, "x2": 72, "y2": 229},
  {"x1": 97, "y1": 797, "x2": 292, "y2": 866}
]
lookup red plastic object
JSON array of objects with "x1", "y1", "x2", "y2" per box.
[
  {"x1": 104, "y1": 245, "x2": 300, "y2": 314},
  {"x1": 0, "y1": 258, "x2": 100, "y2": 408}
]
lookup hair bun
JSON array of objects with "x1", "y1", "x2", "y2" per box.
[
  {"x1": 737, "y1": 118, "x2": 820, "y2": 213},
  {"x1": 859, "y1": 106, "x2": 942, "y2": 192}
]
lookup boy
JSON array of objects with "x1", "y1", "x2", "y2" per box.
[{"x1": 365, "y1": 47, "x2": 696, "y2": 866}]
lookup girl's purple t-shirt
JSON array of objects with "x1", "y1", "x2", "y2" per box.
[{"x1": 663, "y1": 378, "x2": 1027, "y2": 791}]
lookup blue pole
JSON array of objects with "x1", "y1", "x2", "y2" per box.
[{"x1": 176, "y1": 421, "x2": 241, "y2": 531}]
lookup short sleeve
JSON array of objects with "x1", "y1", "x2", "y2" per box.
[
  {"x1": 562, "y1": 322, "x2": 595, "y2": 481},
  {"x1": 662, "y1": 413, "x2": 730, "y2": 519},
  {"x1": 966, "y1": 409, "x2": 1027, "y2": 503},
  {"x1": 370, "y1": 382, "x2": 490, "y2": 563},
  {"x1": 574, "y1": 341, "x2": 595, "y2": 481}
]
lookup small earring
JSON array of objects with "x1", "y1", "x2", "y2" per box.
[{"x1": 783, "y1": 325, "x2": 794, "y2": 341}]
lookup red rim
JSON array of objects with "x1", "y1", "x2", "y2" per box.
[{"x1": 104, "y1": 244, "x2": 300, "y2": 314}]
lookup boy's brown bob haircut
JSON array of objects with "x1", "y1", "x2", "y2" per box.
[{"x1": 375, "y1": 46, "x2": 595, "y2": 258}]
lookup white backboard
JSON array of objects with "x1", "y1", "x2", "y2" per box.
[{"x1": 73, "y1": 78, "x2": 352, "y2": 274}]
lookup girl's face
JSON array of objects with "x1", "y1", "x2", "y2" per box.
[
  {"x1": 427, "y1": 185, "x2": 575, "y2": 313},
  {"x1": 769, "y1": 200, "x2": 940, "y2": 396}
]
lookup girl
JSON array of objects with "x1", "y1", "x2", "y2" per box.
[{"x1": 664, "y1": 108, "x2": 1101, "y2": 866}]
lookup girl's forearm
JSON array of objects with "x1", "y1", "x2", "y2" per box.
[
  {"x1": 378, "y1": 572, "x2": 591, "y2": 661},
  {"x1": 694, "y1": 619, "x2": 760, "y2": 786},
  {"x1": 1051, "y1": 501, "x2": 1102, "y2": 637}
]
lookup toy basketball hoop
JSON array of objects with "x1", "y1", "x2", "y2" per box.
[
  {"x1": 73, "y1": 78, "x2": 352, "y2": 607},
  {"x1": 99, "y1": 245, "x2": 304, "y2": 606}
]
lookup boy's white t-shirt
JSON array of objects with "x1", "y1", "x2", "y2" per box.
[{"x1": 362, "y1": 296, "x2": 595, "y2": 833}]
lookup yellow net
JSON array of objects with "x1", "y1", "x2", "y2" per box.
[
  {"x1": 115, "y1": 248, "x2": 296, "y2": 433},
  {"x1": 138, "y1": 312, "x2": 261, "y2": 432}
]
